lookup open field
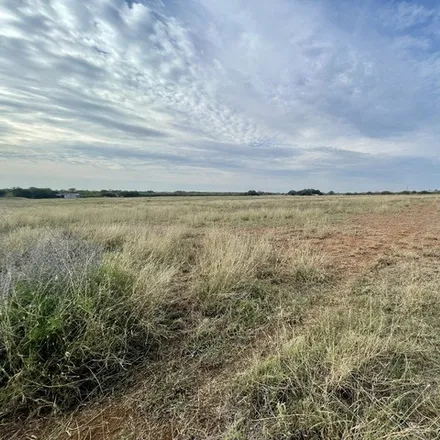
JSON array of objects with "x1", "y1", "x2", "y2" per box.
[{"x1": 1, "y1": 195, "x2": 440, "y2": 439}]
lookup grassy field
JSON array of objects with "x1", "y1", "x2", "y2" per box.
[{"x1": 1, "y1": 195, "x2": 440, "y2": 439}]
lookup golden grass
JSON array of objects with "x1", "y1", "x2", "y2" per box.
[
  {"x1": 1, "y1": 194, "x2": 440, "y2": 439},
  {"x1": 224, "y1": 256, "x2": 440, "y2": 438},
  {"x1": 0, "y1": 194, "x2": 427, "y2": 232},
  {"x1": 195, "y1": 229, "x2": 273, "y2": 296}
]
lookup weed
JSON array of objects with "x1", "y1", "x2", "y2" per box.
[{"x1": 0, "y1": 234, "x2": 158, "y2": 418}]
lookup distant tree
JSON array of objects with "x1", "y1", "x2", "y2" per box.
[
  {"x1": 100, "y1": 190, "x2": 117, "y2": 197},
  {"x1": 120, "y1": 190, "x2": 140, "y2": 197},
  {"x1": 288, "y1": 188, "x2": 322, "y2": 196},
  {"x1": 11, "y1": 187, "x2": 57, "y2": 199},
  {"x1": 327, "y1": 190, "x2": 335, "y2": 195},
  {"x1": 247, "y1": 190, "x2": 259, "y2": 196},
  {"x1": 0, "y1": 189, "x2": 6, "y2": 197}
]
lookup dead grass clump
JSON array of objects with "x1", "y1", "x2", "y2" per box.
[
  {"x1": 278, "y1": 241, "x2": 329, "y2": 286},
  {"x1": 0, "y1": 230, "x2": 102, "y2": 298},
  {"x1": 194, "y1": 229, "x2": 273, "y2": 298},
  {"x1": 122, "y1": 225, "x2": 192, "y2": 267}
]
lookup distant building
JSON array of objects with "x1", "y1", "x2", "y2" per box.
[{"x1": 56, "y1": 193, "x2": 80, "y2": 199}]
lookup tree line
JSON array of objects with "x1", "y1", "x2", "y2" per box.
[
  {"x1": 0, "y1": 187, "x2": 279, "y2": 199},
  {"x1": 0, "y1": 187, "x2": 439, "y2": 199}
]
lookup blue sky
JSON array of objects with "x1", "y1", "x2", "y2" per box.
[{"x1": 1, "y1": 0, "x2": 440, "y2": 191}]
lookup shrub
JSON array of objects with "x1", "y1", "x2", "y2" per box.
[{"x1": 0, "y1": 233, "x2": 156, "y2": 418}]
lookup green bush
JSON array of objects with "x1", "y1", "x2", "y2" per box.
[{"x1": 0, "y1": 262, "x2": 154, "y2": 417}]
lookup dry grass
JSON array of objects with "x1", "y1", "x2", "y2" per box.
[
  {"x1": 0, "y1": 194, "x2": 426, "y2": 232},
  {"x1": 195, "y1": 229, "x2": 273, "y2": 296},
  {"x1": 230, "y1": 259, "x2": 440, "y2": 439},
  {"x1": 0, "y1": 195, "x2": 440, "y2": 439}
]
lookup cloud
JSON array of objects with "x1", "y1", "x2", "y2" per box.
[
  {"x1": 380, "y1": 1, "x2": 438, "y2": 31},
  {"x1": 0, "y1": 0, "x2": 440, "y2": 190}
]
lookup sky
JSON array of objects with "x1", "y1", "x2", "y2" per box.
[{"x1": 1, "y1": 0, "x2": 440, "y2": 192}]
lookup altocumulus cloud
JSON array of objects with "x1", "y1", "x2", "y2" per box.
[{"x1": 1, "y1": 0, "x2": 440, "y2": 191}]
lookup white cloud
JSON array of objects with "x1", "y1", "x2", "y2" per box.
[{"x1": 380, "y1": 1, "x2": 437, "y2": 31}]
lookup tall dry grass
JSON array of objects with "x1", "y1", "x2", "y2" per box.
[
  {"x1": 1, "y1": 195, "x2": 439, "y2": 439},
  {"x1": 226, "y1": 259, "x2": 440, "y2": 439},
  {"x1": 195, "y1": 229, "x2": 273, "y2": 296}
]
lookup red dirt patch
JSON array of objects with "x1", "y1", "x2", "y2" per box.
[{"x1": 272, "y1": 203, "x2": 440, "y2": 277}]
